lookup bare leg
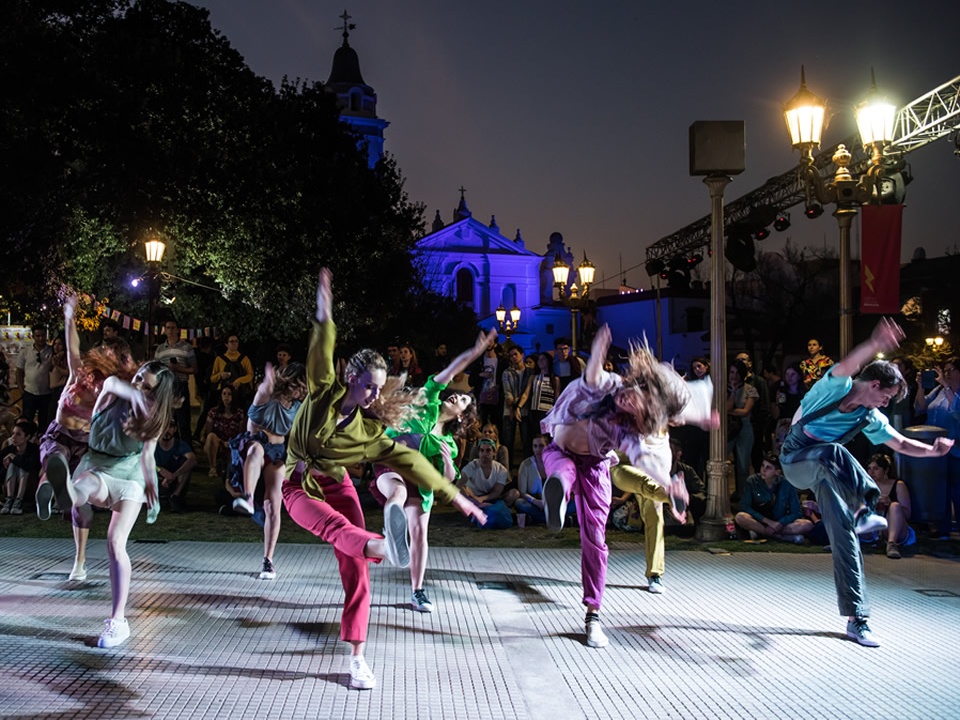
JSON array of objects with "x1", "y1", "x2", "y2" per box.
[
  {"x1": 375, "y1": 471, "x2": 407, "y2": 506},
  {"x1": 242, "y1": 442, "x2": 265, "y2": 498},
  {"x1": 104, "y1": 500, "x2": 141, "y2": 619},
  {"x1": 262, "y1": 463, "x2": 285, "y2": 562},
  {"x1": 405, "y1": 503, "x2": 430, "y2": 591},
  {"x1": 204, "y1": 434, "x2": 220, "y2": 474}
]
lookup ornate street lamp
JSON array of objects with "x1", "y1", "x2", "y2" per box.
[
  {"x1": 552, "y1": 251, "x2": 595, "y2": 355},
  {"x1": 495, "y1": 304, "x2": 521, "y2": 338},
  {"x1": 784, "y1": 66, "x2": 898, "y2": 356},
  {"x1": 144, "y1": 233, "x2": 166, "y2": 356}
]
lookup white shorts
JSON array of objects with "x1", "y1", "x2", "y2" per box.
[{"x1": 74, "y1": 451, "x2": 146, "y2": 507}]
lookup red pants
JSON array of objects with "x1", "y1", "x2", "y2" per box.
[{"x1": 282, "y1": 473, "x2": 381, "y2": 643}]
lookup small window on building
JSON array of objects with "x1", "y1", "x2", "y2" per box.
[{"x1": 456, "y1": 269, "x2": 474, "y2": 307}]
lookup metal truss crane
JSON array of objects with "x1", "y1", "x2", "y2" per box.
[{"x1": 644, "y1": 73, "x2": 960, "y2": 266}]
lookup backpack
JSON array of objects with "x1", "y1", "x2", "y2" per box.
[{"x1": 218, "y1": 354, "x2": 252, "y2": 403}]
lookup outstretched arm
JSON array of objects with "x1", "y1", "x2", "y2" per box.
[
  {"x1": 884, "y1": 431, "x2": 954, "y2": 458},
  {"x1": 62, "y1": 289, "x2": 82, "y2": 381},
  {"x1": 584, "y1": 324, "x2": 611, "y2": 387},
  {"x1": 434, "y1": 329, "x2": 498, "y2": 386},
  {"x1": 833, "y1": 318, "x2": 904, "y2": 379},
  {"x1": 315, "y1": 268, "x2": 332, "y2": 324}
]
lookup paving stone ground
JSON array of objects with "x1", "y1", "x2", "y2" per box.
[{"x1": 1, "y1": 537, "x2": 958, "y2": 719}]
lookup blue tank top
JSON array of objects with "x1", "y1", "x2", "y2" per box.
[{"x1": 247, "y1": 398, "x2": 301, "y2": 436}]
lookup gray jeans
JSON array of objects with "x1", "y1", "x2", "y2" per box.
[{"x1": 780, "y1": 426, "x2": 880, "y2": 618}]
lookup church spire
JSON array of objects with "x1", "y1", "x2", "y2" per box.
[
  {"x1": 455, "y1": 186, "x2": 472, "y2": 221},
  {"x1": 432, "y1": 209, "x2": 445, "y2": 233}
]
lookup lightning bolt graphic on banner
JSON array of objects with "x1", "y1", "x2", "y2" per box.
[{"x1": 864, "y1": 264, "x2": 875, "y2": 293}]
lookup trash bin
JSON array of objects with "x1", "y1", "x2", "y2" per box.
[{"x1": 900, "y1": 425, "x2": 949, "y2": 525}]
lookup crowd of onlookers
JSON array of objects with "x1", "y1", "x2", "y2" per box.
[{"x1": 2, "y1": 316, "x2": 957, "y2": 560}]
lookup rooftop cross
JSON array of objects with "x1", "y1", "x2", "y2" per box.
[{"x1": 336, "y1": 9, "x2": 356, "y2": 42}]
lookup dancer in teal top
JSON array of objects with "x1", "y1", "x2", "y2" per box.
[
  {"x1": 65, "y1": 359, "x2": 178, "y2": 649},
  {"x1": 374, "y1": 328, "x2": 497, "y2": 613}
]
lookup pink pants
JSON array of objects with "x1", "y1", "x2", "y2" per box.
[
  {"x1": 541, "y1": 443, "x2": 612, "y2": 609},
  {"x1": 282, "y1": 473, "x2": 381, "y2": 643}
]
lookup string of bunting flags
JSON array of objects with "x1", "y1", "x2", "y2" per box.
[{"x1": 79, "y1": 292, "x2": 218, "y2": 341}]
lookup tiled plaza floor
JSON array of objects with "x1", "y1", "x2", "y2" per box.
[{"x1": 1, "y1": 537, "x2": 958, "y2": 719}]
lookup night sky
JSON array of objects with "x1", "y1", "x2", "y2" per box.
[{"x1": 190, "y1": 0, "x2": 959, "y2": 290}]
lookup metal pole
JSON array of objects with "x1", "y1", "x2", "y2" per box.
[
  {"x1": 570, "y1": 307, "x2": 579, "y2": 356},
  {"x1": 696, "y1": 174, "x2": 733, "y2": 542},
  {"x1": 835, "y1": 208, "x2": 857, "y2": 357}
]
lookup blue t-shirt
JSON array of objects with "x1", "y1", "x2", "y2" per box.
[
  {"x1": 154, "y1": 438, "x2": 193, "y2": 473},
  {"x1": 798, "y1": 368, "x2": 895, "y2": 445}
]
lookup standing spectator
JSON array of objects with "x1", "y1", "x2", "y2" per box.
[
  {"x1": 1, "y1": 419, "x2": 40, "y2": 515},
  {"x1": 385, "y1": 340, "x2": 400, "y2": 369},
  {"x1": 553, "y1": 337, "x2": 583, "y2": 391},
  {"x1": 673, "y1": 356, "x2": 711, "y2": 480},
  {"x1": 99, "y1": 318, "x2": 120, "y2": 343},
  {"x1": 519, "y1": 353, "x2": 560, "y2": 459},
  {"x1": 202, "y1": 386, "x2": 246, "y2": 478},
  {"x1": 501, "y1": 345, "x2": 529, "y2": 465},
  {"x1": 727, "y1": 358, "x2": 758, "y2": 501},
  {"x1": 800, "y1": 337, "x2": 834, "y2": 389},
  {"x1": 474, "y1": 339, "x2": 502, "y2": 426},
  {"x1": 211, "y1": 335, "x2": 255, "y2": 411},
  {"x1": 735, "y1": 454, "x2": 812, "y2": 543},
  {"x1": 423, "y1": 341, "x2": 448, "y2": 376},
  {"x1": 913, "y1": 356, "x2": 960, "y2": 540},
  {"x1": 771, "y1": 363, "x2": 807, "y2": 452},
  {"x1": 390, "y1": 342, "x2": 424, "y2": 389},
  {"x1": 736, "y1": 352, "x2": 770, "y2": 469},
  {"x1": 275, "y1": 343, "x2": 293, "y2": 370},
  {"x1": 15, "y1": 325, "x2": 53, "y2": 434},
  {"x1": 154, "y1": 318, "x2": 197, "y2": 442},
  {"x1": 192, "y1": 336, "x2": 216, "y2": 442},
  {"x1": 154, "y1": 420, "x2": 197, "y2": 512},
  {"x1": 48, "y1": 335, "x2": 69, "y2": 422}
]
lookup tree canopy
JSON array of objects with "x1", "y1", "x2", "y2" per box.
[{"x1": 1, "y1": 0, "x2": 474, "y2": 350}]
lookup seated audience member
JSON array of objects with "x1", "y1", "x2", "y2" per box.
[
  {"x1": 1, "y1": 419, "x2": 40, "y2": 515},
  {"x1": 507, "y1": 433, "x2": 549, "y2": 525},
  {"x1": 664, "y1": 438, "x2": 707, "y2": 535},
  {"x1": 459, "y1": 438, "x2": 512, "y2": 528},
  {"x1": 154, "y1": 420, "x2": 198, "y2": 512},
  {"x1": 202, "y1": 386, "x2": 246, "y2": 478},
  {"x1": 865, "y1": 452, "x2": 914, "y2": 559},
  {"x1": 460, "y1": 439, "x2": 508, "y2": 505},
  {"x1": 735, "y1": 454, "x2": 813, "y2": 543},
  {"x1": 466, "y1": 422, "x2": 511, "y2": 470}
]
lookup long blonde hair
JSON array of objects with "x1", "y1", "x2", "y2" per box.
[{"x1": 618, "y1": 340, "x2": 690, "y2": 436}]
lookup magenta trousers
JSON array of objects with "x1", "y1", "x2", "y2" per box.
[
  {"x1": 282, "y1": 473, "x2": 381, "y2": 643},
  {"x1": 541, "y1": 443, "x2": 612, "y2": 609}
]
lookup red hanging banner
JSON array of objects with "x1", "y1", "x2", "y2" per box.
[{"x1": 860, "y1": 204, "x2": 903, "y2": 314}]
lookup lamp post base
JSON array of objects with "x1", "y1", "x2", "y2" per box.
[{"x1": 696, "y1": 459, "x2": 733, "y2": 542}]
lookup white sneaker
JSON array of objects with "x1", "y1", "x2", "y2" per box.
[
  {"x1": 543, "y1": 476, "x2": 567, "y2": 532},
  {"x1": 846, "y1": 616, "x2": 880, "y2": 647},
  {"x1": 349, "y1": 655, "x2": 376, "y2": 689},
  {"x1": 855, "y1": 509, "x2": 888, "y2": 537},
  {"x1": 97, "y1": 618, "x2": 130, "y2": 648},
  {"x1": 68, "y1": 562, "x2": 87, "y2": 582},
  {"x1": 382, "y1": 501, "x2": 410, "y2": 568},
  {"x1": 585, "y1": 616, "x2": 609, "y2": 648},
  {"x1": 232, "y1": 495, "x2": 254, "y2": 516},
  {"x1": 647, "y1": 575, "x2": 665, "y2": 594}
]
